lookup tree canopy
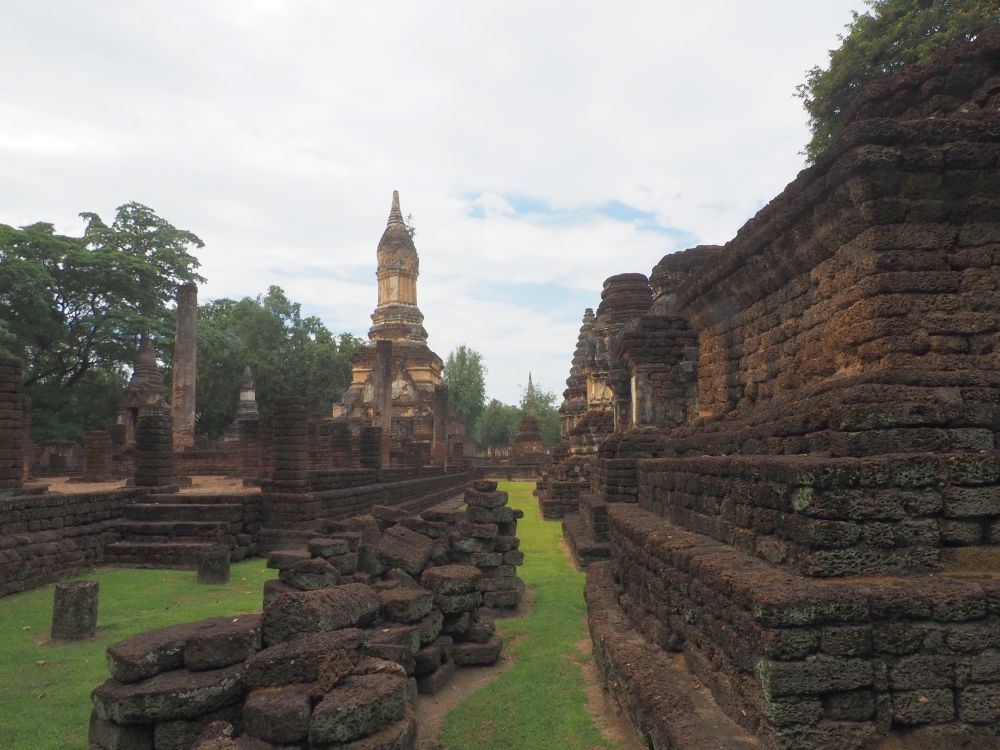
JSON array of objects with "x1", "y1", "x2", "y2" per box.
[
  {"x1": 797, "y1": 0, "x2": 1000, "y2": 161},
  {"x1": 474, "y1": 399, "x2": 522, "y2": 450},
  {"x1": 442, "y1": 345, "x2": 487, "y2": 430},
  {"x1": 195, "y1": 286, "x2": 363, "y2": 438},
  {"x1": 0, "y1": 203, "x2": 203, "y2": 440}
]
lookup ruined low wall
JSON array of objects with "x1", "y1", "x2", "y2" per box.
[
  {"x1": 259, "y1": 473, "x2": 471, "y2": 553},
  {"x1": 0, "y1": 488, "x2": 139, "y2": 596},
  {"x1": 603, "y1": 503, "x2": 1000, "y2": 749},
  {"x1": 174, "y1": 447, "x2": 240, "y2": 476}
]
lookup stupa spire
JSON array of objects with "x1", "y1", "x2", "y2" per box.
[{"x1": 387, "y1": 190, "x2": 404, "y2": 227}]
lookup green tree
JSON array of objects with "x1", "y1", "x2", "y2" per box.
[
  {"x1": 797, "y1": 0, "x2": 1000, "y2": 161},
  {"x1": 519, "y1": 378, "x2": 560, "y2": 447},
  {"x1": 442, "y1": 345, "x2": 487, "y2": 430},
  {"x1": 195, "y1": 286, "x2": 362, "y2": 438},
  {"x1": 0, "y1": 205, "x2": 203, "y2": 440},
  {"x1": 474, "y1": 399, "x2": 522, "y2": 450}
]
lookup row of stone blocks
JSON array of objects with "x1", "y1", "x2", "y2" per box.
[{"x1": 89, "y1": 481, "x2": 525, "y2": 749}]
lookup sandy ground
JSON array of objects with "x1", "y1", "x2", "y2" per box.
[{"x1": 33, "y1": 475, "x2": 260, "y2": 495}]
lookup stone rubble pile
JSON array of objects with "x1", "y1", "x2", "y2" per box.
[{"x1": 89, "y1": 480, "x2": 524, "y2": 750}]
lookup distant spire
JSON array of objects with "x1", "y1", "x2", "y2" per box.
[
  {"x1": 241, "y1": 365, "x2": 255, "y2": 389},
  {"x1": 528, "y1": 372, "x2": 534, "y2": 392},
  {"x1": 387, "y1": 190, "x2": 404, "y2": 227}
]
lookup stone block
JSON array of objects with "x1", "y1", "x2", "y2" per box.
[
  {"x1": 261, "y1": 584, "x2": 379, "y2": 645},
  {"x1": 243, "y1": 629, "x2": 365, "y2": 688},
  {"x1": 308, "y1": 673, "x2": 407, "y2": 744},
  {"x1": 376, "y1": 525, "x2": 434, "y2": 576},
  {"x1": 52, "y1": 580, "x2": 98, "y2": 640},
  {"x1": 92, "y1": 664, "x2": 245, "y2": 723},
  {"x1": 197, "y1": 548, "x2": 230, "y2": 585},
  {"x1": 242, "y1": 683, "x2": 312, "y2": 745}
]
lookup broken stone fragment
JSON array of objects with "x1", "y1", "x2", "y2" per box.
[
  {"x1": 308, "y1": 672, "x2": 407, "y2": 745},
  {"x1": 278, "y1": 558, "x2": 340, "y2": 591},
  {"x1": 107, "y1": 614, "x2": 260, "y2": 683},
  {"x1": 91, "y1": 663, "x2": 245, "y2": 724},
  {"x1": 242, "y1": 682, "x2": 312, "y2": 745},
  {"x1": 243, "y1": 629, "x2": 365, "y2": 688},
  {"x1": 377, "y1": 587, "x2": 434, "y2": 623},
  {"x1": 375, "y1": 525, "x2": 434, "y2": 576},
  {"x1": 452, "y1": 634, "x2": 503, "y2": 666},
  {"x1": 184, "y1": 614, "x2": 262, "y2": 671},
  {"x1": 308, "y1": 537, "x2": 351, "y2": 557},
  {"x1": 463, "y1": 489, "x2": 508, "y2": 509},
  {"x1": 261, "y1": 584, "x2": 379, "y2": 645},
  {"x1": 420, "y1": 565, "x2": 481, "y2": 595}
]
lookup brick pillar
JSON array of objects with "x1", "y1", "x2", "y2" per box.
[
  {"x1": 171, "y1": 282, "x2": 197, "y2": 451},
  {"x1": 82, "y1": 430, "x2": 113, "y2": 482},
  {"x1": 0, "y1": 356, "x2": 24, "y2": 491},
  {"x1": 271, "y1": 398, "x2": 310, "y2": 492},
  {"x1": 238, "y1": 418, "x2": 262, "y2": 480},
  {"x1": 328, "y1": 420, "x2": 353, "y2": 467},
  {"x1": 134, "y1": 406, "x2": 177, "y2": 490},
  {"x1": 432, "y1": 385, "x2": 448, "y2": 470},
  {"x1": 359, "y1": 426, "x2": 383, "y2": 471}
]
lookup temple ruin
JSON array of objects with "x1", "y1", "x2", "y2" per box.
[
  {"x1": 333, "y1": 191, "x2": 465, "y2": 469},
  {"x1": 535, "y1": 30, "x2": 1000, "y2": 748}
]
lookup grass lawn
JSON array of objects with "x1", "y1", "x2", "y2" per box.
[
  {"x1": 439, "y1": 480, "x2": 616, "y2": 750},
  {"x1": 0, "y1": 561, "x2": 275, "y2": 750}
]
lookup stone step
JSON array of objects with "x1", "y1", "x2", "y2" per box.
[
  {"x1": 103, "y1": 541, "x2": 222, "y2": 569},
  {"x1": 112, "y1": 520, "x2": 234, "y2": 543},
  {"x1": 124, "y1": 503, "x2": 242, "y2": 523},
  {"x1": 142, "y1": 493, "x2": 255, "y2": 505}
]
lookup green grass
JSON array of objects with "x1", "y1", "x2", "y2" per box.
[
  {"x1": 439, "y1": 481, "x2": 615, "y2": 750},
  {"x1": 0, "y1": 561, "x2": 275, "y2": 750}
]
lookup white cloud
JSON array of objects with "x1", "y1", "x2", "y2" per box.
[{"x1": 0, "y1": 0, "x2": 865, "y2": 403}]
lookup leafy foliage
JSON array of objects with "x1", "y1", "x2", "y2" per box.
[
  {"x1": 442, "y1": 345, "x2": 487, "y2": 430},
  {"x1": 0, "y1": 204, "x2": 203, "y2": 440},
  {"x1": 797, "y1": 0, "x2": 1000, "y2": 161},
  {"x1": 519, "y1": 379, "x2": 560, "y2": 447},
  {"x1": 195, "y1": 286, "x2": 363, "y2": 438},
  {"x1": 474, "y1": 399, "x2": 522, "y2": 449}
]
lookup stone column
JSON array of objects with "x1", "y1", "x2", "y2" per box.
[
  {"x1": 82, "y1": 430, "x2": 113, "y2": 482},
  {"x1": 171, "y1": 282, "x2": 197, "y2": 451},
  {"x1": 271, "y1": 398, "x2": 310, "y2": 492},
  {"x1": 0, "y1": 356, "x2": 24, "y2": 491},
  {"x1": 373, "y1": 341, "x2": 393, "y2": 469},
  {"x1": 134, "y1": 407, "x2": 177, "y2": 490}
]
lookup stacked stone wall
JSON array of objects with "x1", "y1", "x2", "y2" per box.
[
  {"x1": 0, "y1": 488, "x2": 137, "y2": 596},
  {"x1": 604, "y1": 504, "x2": 1000, "y2": 749}
]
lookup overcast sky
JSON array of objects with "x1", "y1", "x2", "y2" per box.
[{"x1": 2, "y1": 1, "x2": 866, "y2": 405}]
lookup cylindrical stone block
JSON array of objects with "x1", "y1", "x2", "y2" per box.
[
  {"x1": 51, "y1": 580, "x2": 99, "y2": 640},
  {"x1": 197, "y1": 547, "x2": 230, "y2": 584},
  {"x1": 134, "y1": 406, "x2": 176, "y2": 488}
]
